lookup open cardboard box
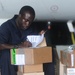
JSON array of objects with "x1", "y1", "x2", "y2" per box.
[{"x1": 10, "y1": 38, "x2": 52, "y2": 65}]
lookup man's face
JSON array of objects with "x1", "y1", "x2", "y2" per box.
[{"x1": 18, "y1": 12, "x2": 34, "y2": 30}]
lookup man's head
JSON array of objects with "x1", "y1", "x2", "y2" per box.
[{"x1": 16, "y1": 5, "x2": 35, "y2": 30}]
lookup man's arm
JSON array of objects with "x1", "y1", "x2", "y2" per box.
[
  {"x1": 0, "y1": 44, "x2": 15, "y2": 50},
  {"x1": 0, "y1": 41, "x2": 32, "y2": 50}
]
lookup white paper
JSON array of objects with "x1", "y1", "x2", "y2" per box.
[
  {"x1": 15, "y1": 54, "x2": 25, "y2": 65},
  {"x1": 27, "y1": 34, "x2": 44, "y2": 47}
]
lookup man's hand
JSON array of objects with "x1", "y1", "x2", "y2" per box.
[
  {"x1": 19, "y1": 41, "x2": 32, "y2": 48},
  {"x1": 39, "y1": 30, "x2": 46, "y2": 35}
]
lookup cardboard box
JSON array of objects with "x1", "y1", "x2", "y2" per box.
[
  {"x1": 60, "y1": 62, "x2": 75, "y2": 75},
  {"x1": 18, "y1": 64, "x2": 43, "y2": 73},
  {"x1": 59, "y1": 61, "x2": 65, "y2": 75},
  {"x1": 64, "y1": 66, "x2": 75, "y2": 75},
  {"x1": 37, "y1": 38, "x2": 46, "y2": 47},
  {"x1": 11, "y1": 46, "x2": 52, "y2": 65},
  {"x1": 60, "y1": 50, "x2": 67, "y2": 65},
  {"x1": 60, "y1": 50, "x2": 75, "y2": 67},
  {"x1": 17, "y1": 72, "x2": 44, "y2": 75}
]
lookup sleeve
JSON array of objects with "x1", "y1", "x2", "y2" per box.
[{"x1": 0, "y1": 24, "x2": 10, "y2": 44}]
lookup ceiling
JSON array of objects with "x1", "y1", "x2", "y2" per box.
[{"x1": 0, "y1": 0, "x2": 75, "y2": 21}]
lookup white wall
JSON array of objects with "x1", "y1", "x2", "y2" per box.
[{"x1": 0, "y1": 19, "x2": 8, "y2": 26}]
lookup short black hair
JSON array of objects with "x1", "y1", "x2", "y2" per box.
[{"x1": 19, "y1": 5, "x2": 35, "y2": 17}]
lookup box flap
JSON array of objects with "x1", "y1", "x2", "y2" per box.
[{"x1": 37, "y1": 38, "x2": 47, "y2": 47}]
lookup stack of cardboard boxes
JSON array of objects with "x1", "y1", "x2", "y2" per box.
[
  {"x1": 60, "y1": 49, "x2": 75, "y2": 75},
  {"x1": 10, "y1": 38, "x2": 52, "y2": 75}
]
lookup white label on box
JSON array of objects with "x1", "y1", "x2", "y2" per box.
[
  {"x1": 67, "y1": 68, "x2": 75, "y2": 75},
  {"x1": 16, "y1": 54, "x2": 25, "y2": 65},
  {"x1": 67, "y1": 74, "x2": 75, "y2": 75},
  {"x1": 67, "y1": 68, "x2": 75, "y2": 73}
]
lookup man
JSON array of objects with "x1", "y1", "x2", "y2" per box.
[
  {"x1": 0, "y1": 5, "x2": 55, "y2": 75},
  {"x1": 0, "y1": 5, "x2": 39, "y2": 75}
]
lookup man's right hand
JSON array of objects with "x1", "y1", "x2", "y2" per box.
[{"x1": 19, "y1": 41, "x2": 32, "y2": 48}]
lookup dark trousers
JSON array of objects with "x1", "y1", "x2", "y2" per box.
[
  {"x1": 0, "y1": 50, "x2": 17, "y2": 75},
  {"x1": 43, "y1": 63, "x2": 55, "y2": 75}
]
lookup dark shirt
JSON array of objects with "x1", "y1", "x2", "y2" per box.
[
  {"x1": 0, "y1": 15, "x2": 39, "y2": 73},
  {"x1": 0, "y1": 15, "x2": 38, "y2": 46}
]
